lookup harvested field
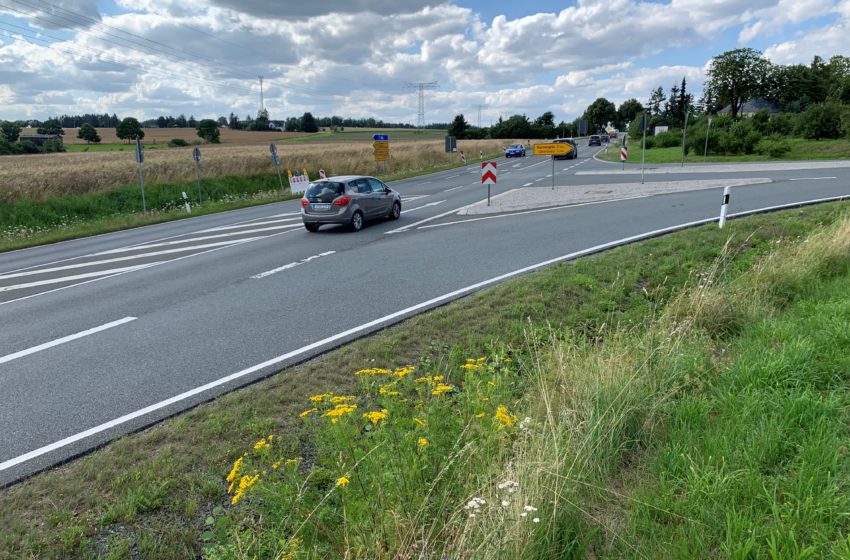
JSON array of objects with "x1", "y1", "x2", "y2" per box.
[
  {"x1": 0, "y1": 139, "x2": 509, "y2": 202},
  {"x1": 23, "y1": 127, "x2": 303, "y2": 145}
]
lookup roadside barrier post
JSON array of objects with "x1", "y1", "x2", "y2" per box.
[
  {"x1": 552, "y1": 155, "x2": 555, "y2": 190},
  {"x1": 134, "y1": 136, "x2": 147, "y2": 215},
  {"x1": 719, "y1": 186, "x2": 730, "y2": 228},
  {"x1": 192, "y1": 146, "x2": 202, "y2": 204},
  {"x1": 181, "y1": 191, "x2": 191, "y2": 213}
]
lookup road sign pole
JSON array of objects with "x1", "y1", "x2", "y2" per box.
[
  {"x1": 488, "y1": 183, "x2": 491, "y2": 206},
  {"x1": 195, "y1": 162, "x2": 202, "y2": 203},
  {"x1": 552, "y1": 155, "x2": 555, "y2": 190}
]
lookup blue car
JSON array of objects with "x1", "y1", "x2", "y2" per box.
[{"x1": 505, "y1": 143, "x2": 526, "y2": 158}]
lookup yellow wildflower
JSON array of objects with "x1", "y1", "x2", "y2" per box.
[
  {"x1": 254, "y1": 438, "x2": 269, "y2": 451},
  {"x1": 226, "y1": 457, "x2": 243, "y2": 485},
  {"x1": 475, "y1": 412, "x2": 485, "y2": 419},
  {"x1": 330, "y1": 395, "x2": 356, "y2": 404},
  {"x1": 415, "y1": 375, "x2": 444, "y2": 385},
  {"x1": 336, "y1": 476, "x2": 350, "y2": 487},
  {"x1": 495, "y1": 405, "x2": 518, "y2": 429},
  {"x1": 413, "y1": 418, "x2": 426, "y2": 427},
  {"x1": 418, "y1": 438, "x2": 429, "y2": 447},
  {"x1": 431, "y1": 384, "x2": 454, "y2": 396},
  {"x1": 487, "y1": 381, "x2": 496, "y2": 387},
  {"x1": 231, "y1": 473, "x2": 260, "y2": 505},
  {"x1": 393, "y1": 366, "x2": 415, "y2": 378},
  {"x1": 379, "y1": 383, "x2": 401, "y2": 397},
  {"x1": 271, "y1": 460, "x2": 282, "y2": 470},
  {"x1": 363, "y1": 409, "x2": 389, "y2": 425},
  {"x1": 299, "y1": 407, "x2": 318, "y2": 418},
  {"x1": 476, "y1": 357, "x2": 486, "y2": 363},
  {"x1": 284, "y1": 458, "x2": 300, "y2": 467},
  {"x1": 322, "y1": 403, "x2": 358, "y2": 419},
  {"x1": 460, "y1": 363, "x2": 481, "y2": 371},
  {"x1": 354, "y1": 368, "x2": 392, "y2": 376},
  {"x1": 309, "y1": 393, "x2": 332, "y2": 403}
]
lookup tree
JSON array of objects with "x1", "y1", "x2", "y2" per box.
[
  {"x1": 196, "y1": 119, "x2": 221, "y2": 143},
  {"x1": 301, "y1": 112, "x2": 319, "y2": 133},
  {"x1": 448, "y1": 114, "x2": 469, "y2": 139},
  {"x1": 175, "y1": 114, "x2": 188, "y2": 128},
  {"x1": 284, "y1": 117, "x2": 300, "y2": 132},
  {"x1": 534, "y1": 111, "x2": 555, "y2": 127},
  {"x1": 229, "y1": 112, "x2": 241, "y2": 130},
  {"x1": 217, "y1": 116, "x2": 228, "y2": 127},
  {"x1": 705, "y1": 48, "x2": 772, "y2": 118},
  {"x1": 251, "y1": 108, "x2": 270, "y2": 131},
  {"x1": 116, "y1": 117, "x2": 144, "y2": 142},
  {"x1": 37, "y1": 117, "x2": 64, "y2": 136},
  {"x1": 77, "y1": 123, "x2": 101, "y2": 144},
  {"x1": 647, "y1": 87, "x2": 666, "y2": 116},
  {"x1": 616, "y1": 99, "x2": 644, "y2": 129},
  {"x1": 0, "y1": 120, "x2": 22, "y2": 142},
  {"x1": 582, "y1": 98, "x2": 616, "y2": 133}
]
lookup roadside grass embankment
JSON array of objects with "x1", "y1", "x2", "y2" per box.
[
  {"x1": 596, "y1": 136, "x2": 850, "y2": 164},
  {"x1": 1, "y1": 202, "x2": 848, "y2": 558},
  {"x1": 0, "y1": 139, "x2": 507, "y2": 253}
]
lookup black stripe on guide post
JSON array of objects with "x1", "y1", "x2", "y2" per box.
[{"x1": 723, "y1": 194, "x2": 730, "y2": 205}]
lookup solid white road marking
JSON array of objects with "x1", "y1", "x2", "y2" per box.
[
  {"x1": 443, "y1": 185, "x2": 465, "y2": 192},
  {"x1": 523, "y1": 183, "x2": 533, "y2": 187},
  {"x1": 0, "y1": 239, "x2": 264, "y2": 280},
  {"x1": 200, "y1": 217, "x2": 302, "y2": 232},
  {"x1": 0, "y1": 317, "x2": 137, "y2": 365},
  {"x1": 386, "y1": 205, "x2": 470, "y2": 234},
  {"x1": 788, "y1": 177, "x2": 837, "y2": 181},
  {"x1": 4, "y1": 192, "x2": 850, "y2": 473},
  {"x1": 252, "y1": 251, "x2": 336, "y2": 279},
  {"x1": 0, "y1": 263, "x2": 164, "y2": 292}
]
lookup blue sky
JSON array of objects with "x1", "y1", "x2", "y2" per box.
[{"x1": 0, "y1": 0, "x2": 847, "y2": 123}]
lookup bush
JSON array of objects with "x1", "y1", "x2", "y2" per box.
[
  {"x1": 643, "y1": 136, "x2": 656, "y2": 149},
  {"x1": 798, "y1": 102, "x2": 843, "y2": 140},
  {"x1": 18, "y1": 140, "x2": 39, "y2": 154},
  {"x1": 168, "y1": 138, "x2": 189, "y2": 147},
  {"x1": 42, "y1": 138, "x2": 65, "y2": 153},
  {"x1": 768, "y1": 114, "x2": 796, "y2": 136},
  {"x1": 653, "y1": 130, "x2": 682, "y2": 148},
  {"x1": 751, "y1": 110, "x2": 771, "y2": 134},
  {"x1": 755, "y1": 135, "x2": 792, "y2": 158}
]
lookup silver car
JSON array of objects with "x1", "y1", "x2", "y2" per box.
[{"x1": 300, "y1": 175, "x2": 402, "y2": 232}]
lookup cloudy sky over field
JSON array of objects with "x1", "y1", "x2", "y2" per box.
[{"x1": 0, "y1": 0, "x2": 848, "y2": 124}]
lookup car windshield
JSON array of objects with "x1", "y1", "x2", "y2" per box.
[
  {"x1": 508, "y1": 144, "x2": 523, "y2": 149},
  {"x1": 305, "y1": 181, "x2": 345, "y2": 203}
]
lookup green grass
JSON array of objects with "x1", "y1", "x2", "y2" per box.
[
  {"x1": 597, "y1": 137, "x2": 850, "y2": 164},
  {"x1": 1, "y1": 202, "x2": 848, "y2": 559}
]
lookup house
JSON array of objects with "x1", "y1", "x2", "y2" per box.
[{"x1": 718, "y1": 98, "x2": 780, "y2": 116}]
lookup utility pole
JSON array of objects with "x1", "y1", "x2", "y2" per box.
[
  {"x1": 475, "y1": 104, "x2": 484, "y2": 129},
  {"x1": 404, "y1": 81, "x2": 439, "y2": 131}
]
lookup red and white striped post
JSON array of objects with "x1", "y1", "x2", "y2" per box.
[
  {"x1": 620, "y1": 145, "x2": 628, "y2": 170},
  {"x1": 482, "y1": 161, "x2": 497, "y2": 206}
]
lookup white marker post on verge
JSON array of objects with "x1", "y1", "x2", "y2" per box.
[
  {"x1": 181, "y1": 191, "x2": 191, "y2": 213},
  {"x1": 719, "y1": 186, "x2": 730, "y2": 228}
]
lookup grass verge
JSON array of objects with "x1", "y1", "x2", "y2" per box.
[
  {"x1": 0, "y1": 202, "x2": 847, "y2": 558},
  {"x1": 596, "y1": 137, "x2": 850, "y2": 164}
]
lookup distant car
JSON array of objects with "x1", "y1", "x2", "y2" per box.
[
  {"x1": 553, "y1": 138, "x2": 578, "y2": 160},
  {"x1": 588, "y1": 135, "x2": 602, "y2": 146},
  {"x1": 609, "y1": 131, "x2": 619, "y2": 139},
  {"x1": 301, "y1": 175, "x2": 401, "y2": 232},
  {"x1": 505, "y1": 143, "x2": 526, "y2": 157},
  {"x1": 601, "y1": 133, "x2": 610, "y2": 143}
]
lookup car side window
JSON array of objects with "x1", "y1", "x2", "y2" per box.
[
  {"x1": 353, "y1": 179, "x2": 370, "y2": 194},
  {"x1": 368, "y1": 178, "x2": 386, "y2": 193}
]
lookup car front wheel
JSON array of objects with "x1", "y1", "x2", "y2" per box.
[
  {"x1": 388, "y1": 201, "x2": 401, "y2": 220},
  {"x1": 350, "y1": 211, "x2": 364, "y2": 232}
]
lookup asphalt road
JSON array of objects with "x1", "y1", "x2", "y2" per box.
[{"x1": 1, "y1": 145, "x2": 848, "y2": 485}]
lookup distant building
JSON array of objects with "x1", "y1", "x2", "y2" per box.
[
  {"x1": 18, "y1": 133, "x2": 61, "y2": 146},
  {"x1": 718, "y1": 98, "x2": 780, "y2": 116}
]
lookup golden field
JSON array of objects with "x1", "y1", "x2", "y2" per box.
[{"x1": 0, "y1": 139, "x2": 510, "y2": 202}]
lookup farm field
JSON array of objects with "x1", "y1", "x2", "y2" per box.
[
  {"x1": 0, "y1": 138, "x2": 506, "y2": 202},
  {"x1": 24, "y1": 127, "x2": 304, "y2": 146}
]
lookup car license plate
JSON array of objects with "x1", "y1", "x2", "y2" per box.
[{"x1": 312, "y1": 203, "x2": 331, "y2": 210}]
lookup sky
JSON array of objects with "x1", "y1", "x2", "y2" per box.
[{"x1": 0, "y1": 0, "x2": 848, "y2": 125}]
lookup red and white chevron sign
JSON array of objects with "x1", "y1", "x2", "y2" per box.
[{"x1": 481, "y1": 161, "x2": 497, "y2": 184}]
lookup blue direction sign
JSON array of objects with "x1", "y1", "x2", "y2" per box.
[{"x1": 372, "y1": 134, "x2": 389, "y2": 141}]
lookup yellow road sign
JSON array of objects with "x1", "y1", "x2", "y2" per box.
[
  {"x1": 533, "y1": 143, "x2": 572, "y2": 156},
  {"x1": 374, "y1": 154, "x2": 389, "y2": 161},
  {"x1": 373, "y1": 149, "x2": 390, "y2": 156},
  {"x1": 372, "y1": 141, "x2": 389, "y2": 150}
]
